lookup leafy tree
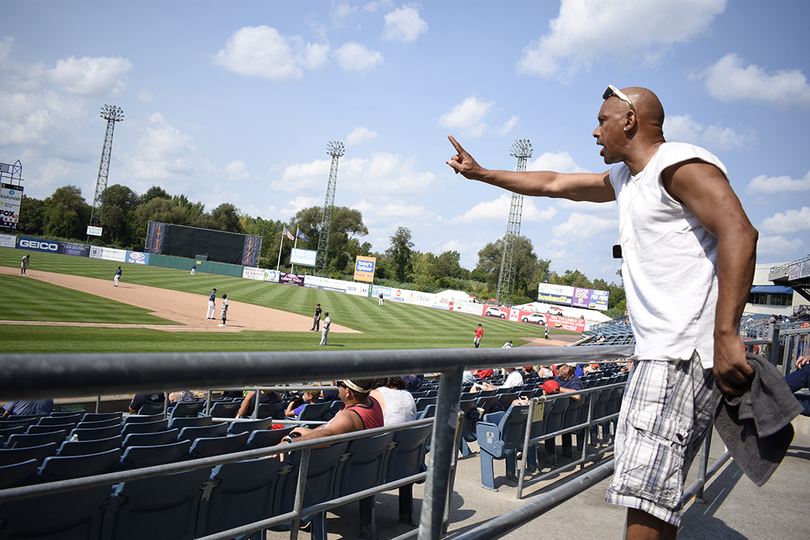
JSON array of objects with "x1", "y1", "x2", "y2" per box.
[
  {"x1": 101, "y1": 184, "x2": 139, "y2": 246},
  {"x1": 173, "y1": 194, "x2": 205, "y2": 224},
  {"x1": 43, "y1": 185, "x2": 91, "y2": 239},
  {"x1": 140, "y1": 185, "x2": 170, "y2": 205},
  {"x1": 16, "y1": 195, "x2": 46, "y2": 236},
  {"x1": 387, "y1": 226, "x2": 414, "y2": 282},
  {"x1": 210, "y1": 203, "x2": 244, "y2": 233},
  {"x1": 135, "y1": 197, "x2": 188, "y2": 240},
  {"x1": 476, "y1": 235, "x2": 550, "y2": 304},
  {"x1": 291, "y1": 206, "x2": 368, "y2": 273}
]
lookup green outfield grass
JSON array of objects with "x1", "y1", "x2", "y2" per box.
[{"x1": 0, "y1": 247, "x2": 570, "y2": 353}]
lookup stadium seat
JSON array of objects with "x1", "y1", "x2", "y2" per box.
[
  {"x1": 112, "y1": 440, "x2": 192, "y2": 471},
  {"x1": 38, "y1": 413, "x2": 82, "y2": 426},
  {"x1": 0, "y1": 482, "x2": 113, "y2": 540},
  {"x1": 34, "y1": 448, "x2": 121, "y2": 482},
  {"x1": 384, "y1": 423, "x2": 433, "y2": 525},
  {"x1": 226, "y1": 417, "x2": 274, "y2": 434},
  {"x1": 121, "y1": 428, "x2": 180, "y2": 448},
  {"x1": 120, "y1": 418, "x2": 170, "y2": 437},
  {"x1": 333, "y1": 432, "x2": 395, "y2": 538},
  {"x1": 169, "y1": 415, "x2": 213, "y2": 430},
  {"x1": 100, "y1": 466, "x2": 213, "y2": 540},
  {"x1": 0, "y1": 458, "x2": 38, "y2": 489},
  {"x1": 57, "y1": 435, "x2": 123, "y2": 456},
  {"x1": 168, "y1": 400, "x2": 205, "y2": 418},
  {"x1": 187, "y1": 432, "x2": 250, "y2": 459},
  {"x1": 296, "y1": 402, "x2": 331, "y2": 423},
  {"x1": 476, "y1": 404, "x2": 530, "y2": 491},
  {"x1": 7, "y1": 430, "x2": 67, "y2": 448},
  {"x1": 240, "y1": 427, "x2": 294, "y2": 451},
  {"x1": 123, "y1": 413, "x2": 164, "y2": 424},
  {"x1": 71, "y1": 424, "x2": 124, "y2": 441},
  {"x1": 458, "y1": 398, "x2": 479, "y2": 456},
  {"x1": 256, "y1": 401, "x2": 287, "y2": 420},
  {"x1": 0, "y1": 442, "x2": 58, "y2": 467},
  {"x1": 177, "y1": 422, "x2": 228, "y2": 442},
  {"x1": 197, "y1": 455, "x2": 289, "y2": 540},
  {"x1": 25, "y1": 423, "x2": 73, "y2": 435},
  {"x1": 82, "y1": 412, "x2": 123, "y2": 423},
  {"x1": 414, "y1": 397, "x2": 436, "y2": 412},
  {"x1": 561, "y1": 393, "x2": 590, "y2": 457},
  {"x1": 137, "y1": 402, "x2": 166, "y2": 415},
  {"x1": 210, "y1": 401, "x2": 240, "y2": 418},
  {"x1": 543, "y1": 398, "x2": 570, "y2": 466},
  {"x1": 76, "y1": 418, "x2": 123, "y2": 429}
]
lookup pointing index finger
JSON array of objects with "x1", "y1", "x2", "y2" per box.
[{"x1": 447, "y1": 134, "x2": 465, "y2": 154}]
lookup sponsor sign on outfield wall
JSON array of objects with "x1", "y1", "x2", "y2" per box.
[
  {"x1": 280, "y1": 273, "x2": 305, "y2": 287},
  {"x1": 353, "y1": 256, "x2": 376, "y2": 283},
  {"x1": 58, "y1": 242, "x2": 90, "y2": 257},
  {"x1": 18, "y1": 236, "x2": 59, "y2": 252},
  {"x1": 89, "y1": 246, "x2": 127, "y2": 262},
  {"x1": 242, "y1": 266, "x2": 280, "y2": 282},
  {"x1": 0, "y1": 234, "x2": 16, "y2": 248},
  {"x1": 538, "y1": 282, "x2": 609, "y2": 311},
  {"x1": 126, "y1": 251, "x2": 149, "y2": 265},
  {"x1": 290, "y1": 248, "x2": 317, "y2": 267}
]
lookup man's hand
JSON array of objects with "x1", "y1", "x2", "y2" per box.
[
  {"x1": 796, "y1": 355, "x2": 809, "y2": 369},
  {"x1": 713, "y1": 333, "x2": 754, "y2": 395},
  {"x1": 446, "y1": 135, "x2": 483, "y2": 179}
]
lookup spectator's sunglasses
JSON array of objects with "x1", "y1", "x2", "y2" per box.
[{"x1": 603, "y1": 85, "x2": 635, "y2": 111}]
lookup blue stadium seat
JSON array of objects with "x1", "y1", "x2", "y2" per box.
[
  {"x1": 76, "y1": 418, "x2": 123, "y2": 429},
  {"x1": 187, "y1": 432, "x2": 250, "y2": 459},
  {"x1": 296, "y1": 402, "x2": 331, "y2": 423},
  {"x1": 0, "y1": 442, "x2": 58, "y2": 466},
  {"x1": 123, "y1": 413, "x2": 164, "y2": 424},
  {"x1": 227, "y1": 417, "x2": 274, "y2": 434},
  {"x1": 476, "y1": 404, "x2": 530, "y2": 491},
  {"x1": 256, "y1": 401, "x2": 287, "y2": 420},
  {"x1": 100, "y1": 466, "x2": 213, "y2": 540},
  {"x1": 169, "y1": 415, "x2": 213, "y2": 430},
  {"x1": 241, "y1": 427, "x2": 294, "y2": 451},
  {"x1": 120, "y1": 418, "x2": 170, "y2": 437},
  {"x1": 384, "y1": 423, "x2": 432, "y2": 525},
  {"x1": 82, "y1": 412, "x2": 123, "y2": 423},
  {"x1": 168, "y1": 400, "x2": 205, "y2": 418},
  {"x1": 112, "y1": 440, "x2": 192, "y2": 471},
  {"x1": 137, "y1": 402, "x2": 166, "y2": 415},
  {"x1": 34, "y1": 448, "x2": 121, "y2": 482},
  {"x1": 57, "y1": 435, "x2": 123, "y2": 456},
  {"x1": 38, "y1": 413, "x2": 82, "y2": 426},
  {"x1": 7, "y1": 430, "x2": 67, "y2": 448},
  {"x1": 197, "y1": 455, "x2": 288, "y2": 540},
  {"x1": 543, "y1": 398, "x2": 570, "y2": 466},
  {"x1": 25, "y1": 423, "x2": 73, "y2": 435},
  {"x1": 70, "y1": 424, "x2": 123, "y2": 441},
  {"x1": 177, "y1": 422, "x2": 228, "y2": 443},
  {"x1": 458, "y1": 398, "x2": 479, "y2": 456},
  {"x1": 210, "y1": 401, "x2": 241, "y2": 418},
  {"x1": 121, "y1": 428, "x2": 180, "y2": 448},
  {"x1": 0, "y1": 458, "x2": 38, "y2": 489}
]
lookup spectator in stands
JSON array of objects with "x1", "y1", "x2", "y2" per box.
[
  {"x1": 537, "y1": 365, "x2": 554, "y2": 378},
  {"x1": 786, "y1": 355, "x2": 810, "y2": 416},
  {"x1": 2, "y1": 399, "x2": 54, "y2": 418},
  {"x1": 236, "y1": 389, "x2": 281, "y2": 418},
  {"x1": 169, "y1": 389, "x2": 206, "y2": 402},
  {"x1": 541, "y1": 379, "x2": 561, "y2": 396},
  {"x1": 474, "y1": 368, "x2": 494, "y2": 379},
  {"x1": 522, "y1": 366, "x2": 537, "y2": 378},
  {"x1": 370, "y1": 377, "x2": 417, "y2": 425},
  {"x1": 401, "y1": 374, "x2": 424, "y2": 391},
  {"x1": 129, "y1": 392, "x2": 164, "y2": 414},
  {"x1": 474, "y1": 366, "x2": 523, "y2": 391},
  {"x1": 280, "y1": 379, "x2": 382, "y2": 447},
  {"x1": 320, "y1": 381, "x2": 339, "y2": 402},
  {"x1": 220, "y1": 390, "x2": 245, "y2": 399},
  {"x1": 462, "y1": 370, "x2": 475, "y2": 384},
  {"x1": 555, "y1": 363, "x2": 583, "y2": 401},
  {"x1": 285, "y1": 389, "x2": 322, "y2": 417}
]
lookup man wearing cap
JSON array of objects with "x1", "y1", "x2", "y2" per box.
[
  {"x1": 319, "y1": 312, "x2": 331, "y2": 345},
  {"x1": 446, "y1": 86, "x2": 759, "y2": 538},
  {"x1": 206, "y1": 288, "x2": 217, "y2": 319},
  {"x1": 311, "y1": 303, "x2": 322, "y2": 331},
  {"x1": 280, "y1": 378, "x2": 383, "y2": 446}
]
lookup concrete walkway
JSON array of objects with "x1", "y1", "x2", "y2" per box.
[{"x1": 269, "y1": 429, "x2": 810, "y2": 540}]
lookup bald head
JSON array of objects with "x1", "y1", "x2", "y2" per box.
[{"x1": 623, "y1": 86, "x2": 665, "y2": 134}]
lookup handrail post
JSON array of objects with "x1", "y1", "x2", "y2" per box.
[{"x1": 418, "y1": 367, "x2": 463, "y2": 540}]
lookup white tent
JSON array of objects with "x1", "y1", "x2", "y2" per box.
[{"x1": 435, "y1": 289, "x2": 476, "y2": 303}]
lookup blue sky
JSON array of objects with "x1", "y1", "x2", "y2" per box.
[{"x1": 2, "y1": 0, "x2": 809, "y2": 282}]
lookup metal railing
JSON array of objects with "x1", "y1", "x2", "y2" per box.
[{"x1": 1, "y1": 344, "x2": 646, "y2": 540}]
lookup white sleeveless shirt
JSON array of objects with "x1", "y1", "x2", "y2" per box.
[{"x1": 610, "y1": 142, "x2": 728, "y2": 368}]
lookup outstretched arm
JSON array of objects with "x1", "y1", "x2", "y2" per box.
[
  {"x1": 663, "y1": 160, "x2": 758, "y2": 395},
  {"x1": 446, "y1": 134, "x2": 615, "y2": 203}
]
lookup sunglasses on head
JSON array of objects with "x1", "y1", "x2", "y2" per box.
[{"x1": 603, "y1": 85, "x2": 634, "y2": 111}]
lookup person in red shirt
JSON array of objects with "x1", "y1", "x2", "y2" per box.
[{"x1": 474, "y1": 324, "x2": 484, "y2": 348}]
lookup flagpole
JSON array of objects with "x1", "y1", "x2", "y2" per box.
[{"x1": 276, "y1": 230, "x2": 284, "y2": 271}]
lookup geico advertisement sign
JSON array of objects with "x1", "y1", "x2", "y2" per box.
[{"x1": 19, "y1": 238, "x2": 59, "y2": 251}]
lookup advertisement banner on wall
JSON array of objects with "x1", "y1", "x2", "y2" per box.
[
  {"x1": 537, "y1": 283, "x2": 574, "y2": 305},
  {"x1": 589, "y1": 290, "x2": 610, "y2": 310},
  {"x1": 89, "y1": 246, "x2": 127, "y2": 262},
  {"x1": 353, "y1": 256, "x2": 376, "y2": 283},
  {"x1": 280, "y1": 273, "x2": 305, "y2": 287},
  {"x1": 126, "y1": 251, "x2": 149, "y2": 265},
  {"x1": 0, "y1": 234, "x2": 16, "y2": 248},
  {"x1": 0, "y1": 183, "x2": 23, "y2": 229},
  {"x1": 545, "y1": 314, "x2": 587, "y2": 332},
  {"x1": 18, "y1": 236, "x2": 59, "y2": 253},
  {"x1": 305, "y1": 275, "x2": 347, "y2": 293},
  {"x1": 290, "y1": 248, "x2": 317, "y2": 267},
  {"x1": 242, "y1": 267, "x2": 280, "y2": 282},
  {"x1": 58, "y1": 242, "x2": 90, "y2": 257}
]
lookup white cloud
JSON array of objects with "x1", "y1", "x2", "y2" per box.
[
  {"x1": 213, "y1": 26, "x2": 329, "y2": 80},
  {"x1": 225, "y1": 160, "x2": 250, "y2": 181},
  {"x1": 551, "y1": 212, "x2": 617, "y2": 239},
  {"x1": 127, "y1": 112, "x2": 197, "y2": 180},
  {"x1": 450, "y1": 193, "x2": 558, "y2": 225},
  {"x1": 517, "y1": 0, "x2": 726, "y2": 79},
  {"x1": 137, "y1": 89, "x2": 155, "y2": 103},
  {"x1": 341, "y1": 152, "x2": 435, "y2": 194},
  {"x1": 499, "y1": 116, "x2": 519, "y2": 136},
  {"x1": 364, "y1": 0, "x2": 395, "y2": 12},
  {"x1": 747, "y1": 170, "x2": 810, "y2": 194},
  {"x1": 382, "y1": 5, "x2": 428, "y2": 43},
  {"x1": 760, "y1": 207, "x2": 810, "y2": 234},
  {"x1": 345, "y1": 126, "x2": 378, "y2": 147},
  {"x1": 702, "y1": 54, "x2": 810, "y2": 109},
  {"x1": 439, "y1": 97, "x2": 495, "y2": 138},
  {"x1": 756, "y1": 235, "x2": 804, "y2": 257},
  {"x1": 527, "y1": 151, "x2": 590, "y2": 174},
  {"x1": 49, "y1": 55, "x2": 132, "y2": 95},
  {"x1": 332, "y1": 1, "x2": 358, "y2": 21},
  {"x1": 334, "y1": 42, "x2": 383, "y2": 73},
  {"x1": 275, "y1": 159, "x2": 332, "y2": 191},
  {"x1": 0, "y1": 90, "x2": 85, "y2": 147},
  {"x1": 664, "y1": 114, "x2": 757, "y2": 152},
  {"x1": 280, "y1": 195, "x2": 323, "y2": 218}
]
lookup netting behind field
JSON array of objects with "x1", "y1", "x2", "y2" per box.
[{"x1": 146, "y1": 222, "x2": 261, "y2": 266}]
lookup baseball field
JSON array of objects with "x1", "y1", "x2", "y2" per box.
[{"x1": 0, "y1": 247, "x2": 572, "y2": 354}]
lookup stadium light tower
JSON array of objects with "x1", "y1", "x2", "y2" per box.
[
  {"x1": 88, "y1": 104, "x2": 124, "y2": 232},
  {"x1": 315, "y1": 141, "x2": 345, "y2": 276},
  {"x1": 496, "y1": 139, "x2": 532, "y2": 306}
]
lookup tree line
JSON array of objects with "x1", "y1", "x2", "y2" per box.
[{"x1": 16, "y1": 183, "x2": 626, "y2": 316}]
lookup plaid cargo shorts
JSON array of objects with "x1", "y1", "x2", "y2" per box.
[{"x1": 606, "y1": 352, "x2": 721, "y2": 526}]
